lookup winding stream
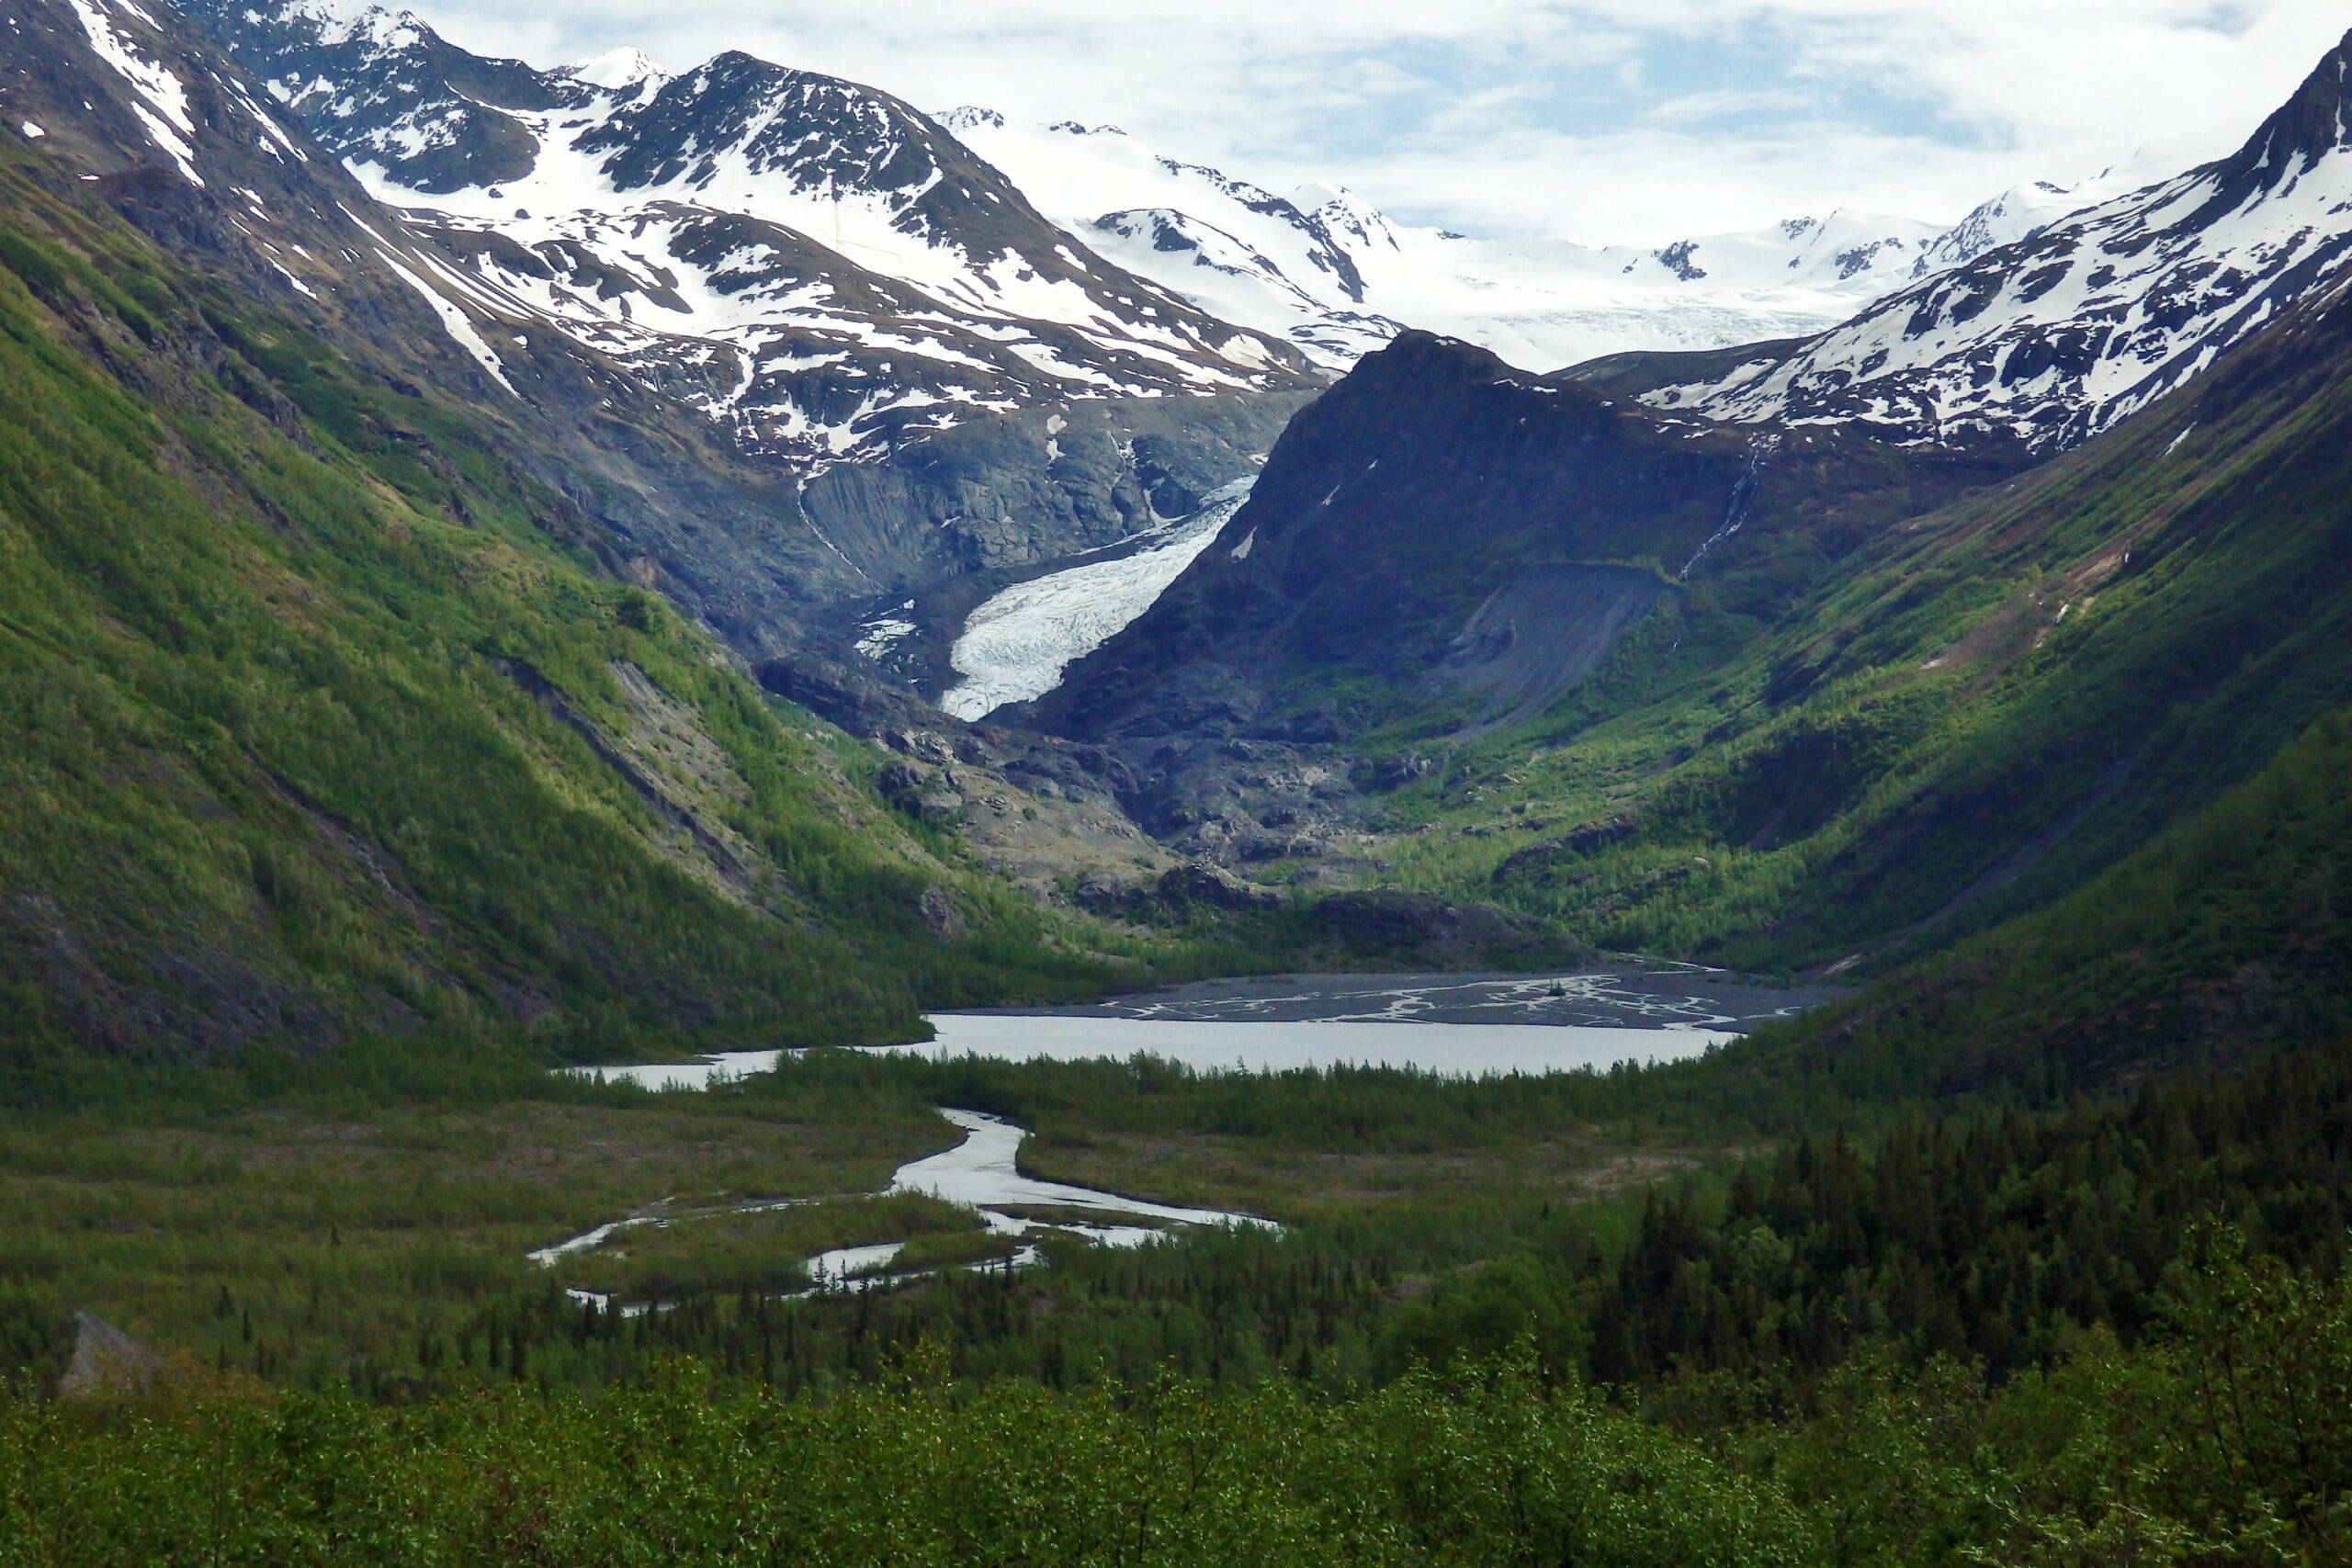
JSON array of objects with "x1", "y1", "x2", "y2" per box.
[
  {"x1": 528, "y1": 1104, "x2": 1271, "y2": 1312},
  {"x1": 543, "y1": 968, "x2": 1821, "y2": 1308}
]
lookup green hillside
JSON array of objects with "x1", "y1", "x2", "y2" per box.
[
  {"x1": 1384, "y1": 268, "x2": 2352, "y2": 976},
  {"x1": 0, "y1": 150, "x2": 1127, "y2": 1071},
  {"x1": 1755, "y1": 705, "x2": 2352, "y2": 1097}
]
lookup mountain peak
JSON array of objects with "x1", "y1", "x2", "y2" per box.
[
  {"x1": 268, "y1": 0, "x2": 427, "y2": 53},
  {"x1": 2199, "y1": 26, "x2": 2352, "y2": 211},
  {"x1": 1636, "y1": 27, "x2": 2352, "y2": 454},
  {"x1": 935, "y1": 105, "x2": 1005, "y2": 131},
  {"x1": 561, "y1": 47, "x2": 665, "y2": 92}
]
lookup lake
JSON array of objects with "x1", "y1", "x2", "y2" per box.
[{"x1": 560, "y1": 965, "x2": 1817, "y2": 1090}]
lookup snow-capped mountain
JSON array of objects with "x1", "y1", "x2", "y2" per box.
[
  {"x1": 14, "y1": 0, "x2": 538, "y2": 396},
  {"x1": 1638, "y1": 29, "x2": 2352, "y2": 452},
  {"x1": 176, "y1": 0, "x2": 1313, "y2": 468},
  {"x1": 14, "y1": 0, "x2": 1108, "y2": 649},
  {"x1": 938, "y1": 109, "x2": 1954, "y2": 374},
  {"x1": 1905, "y1": 169, "x2": 2145, "y2": 279}
]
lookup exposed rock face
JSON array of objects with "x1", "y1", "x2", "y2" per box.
[
  {"x1": 917, "y1": 886, "x2": 961, "y2": 939},
  {"x1": 1493, "y1": 818, "x2": 1641, "y2": 885},
  {"x1": 1012, "y1": 331, "x2": 2021, "y2": 855},
  {"x1": 800, "y1": 395, "x2": 1299, "y2": 585},
  {"x1": 59, "y1": 1312, "x2": 164, "y2": 1398},
  {"x1": 1306, "y1": 891, "x2": 1576, "y2": 967},
  {"x1": 1154, "y1": 863, "x2": 1283, "y2": 912},
  {"x1": 1069, "y1": 864, "x2": 1587, "y2": 968}
]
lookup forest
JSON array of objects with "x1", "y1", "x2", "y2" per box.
[{"x1": 6, "y1": 1041, "x2": 2352, "y2": 1562}]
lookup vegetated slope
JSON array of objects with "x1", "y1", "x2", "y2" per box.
[
  {"x1": 1614, "y1": 27, "x2": 2352, "y2": 452},
  {"x1": 1425, "y1": 254, "x2": 2352, "y2": 972},
  {"x1": 0, "y1": 146, "x2": 1123, "y2": 1067},
  {"x1": 1768, "y1": 707, "x2": 2352, "y2": 1098}
]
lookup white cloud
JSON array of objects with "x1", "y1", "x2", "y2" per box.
[{"x1": 418, "y1": 0, "x2": 2348, "y2": 243}]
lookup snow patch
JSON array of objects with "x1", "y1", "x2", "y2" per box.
[
  {"x1": 561, "y1": 48, "x2": 666, "y2": 92},
  {"x1": 368, "y1": 243, "x2": 515, "y2": 393},
  {"x1": 63, "y1": 0, "x2": 203, "y2": 186},
  {"x1": 854, "y1": 603, "x2": 918, "y2": 660}
]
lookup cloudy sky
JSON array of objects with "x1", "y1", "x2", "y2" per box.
[{"x1": 424, "y1": 1, "x2": 2346, "y2": 244}]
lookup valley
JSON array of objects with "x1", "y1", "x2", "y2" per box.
[{"x1": 4, "y1": 0, "x2": 2352, "y2": 1559}]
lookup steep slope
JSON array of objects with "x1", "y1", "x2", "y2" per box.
[
  {"x1": 1035, "y1": 332, "x2": 2020, "y2": 739},
  {"x1": 1904, "y1": 167, "x2": 2144, "y2": 279},
  {"x1": 7, "y1": 0, "x2": 1310, "y2": 694},
  {"x1": 1628, "y1": 28, "x2": 2352, "y2": 451},
  {"x1": 178, "y1": 0, "x2": 1314, "y2": 468},
  {"x1": 1770, "y1": 706, "x2": 2352, "y2": 1096},
  {"x1": 5, "y1": 0, "x2": 936, "y2": 655},
  {"x1": 0, "y1": 142, "x2": 1123, "y2": 1065},
  {"x1": 941, "y1": 109, "x2": 1951, "y2": 374},
  {"x1": 1396, "y1": 252, "x2": 2352, "y2": 972}
]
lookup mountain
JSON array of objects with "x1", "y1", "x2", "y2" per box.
[
  {"x1": 939, "y1": 109, "x2": 1952, "y2": 374},
  {"x1": 0, "y1": 133, "x2": 1136, "y2": 1062},
  {"x1": 1010, "y1": 34, "x2": 2352, "y2": 969},
  {"x1": 8, "y1": 0, "x2": 977, "y2": 657},
  {"x1": 176, "y1": 0, "x2": 1315, "y2": 470},
  {"x1": 1038, "y1": 237, "x2": 2352, "y2": 974},
  {"x1": 11, "y1": 0, "x2": 1315, "y2": 712},
  {"x1": 1618, "y1": 29, "x2": 2352, "y2": 451},
  {"x1": 1022, "y1": 329, "x2": 2029, "y2": 852},
  {"x1": 1904, "y1": 167, "x2": 2145, "y2": 279}
]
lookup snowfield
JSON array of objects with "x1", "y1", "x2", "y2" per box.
[{"x1": 937, "y1": 111, "x2": 2086, "y2": 376}]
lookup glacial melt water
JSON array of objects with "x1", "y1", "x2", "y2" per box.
[
  {"x1": 528, "y1": 1106, "x2": 1274, "y2": 1312},
  {"x1": 542, "y1": 994, "x2": 1748, "y2": 1306}
]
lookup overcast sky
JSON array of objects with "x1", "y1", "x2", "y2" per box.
[{"x1": 423, "y1": 1, "x2": 2348, "y2": 244}]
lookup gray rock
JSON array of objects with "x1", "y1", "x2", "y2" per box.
[
  {"x1": 59, "y1": 1312, "x2": 163, "y2": 1399},
  {"x1": 1157, "y1": 863, "x2": 1282, "y2": 911}
]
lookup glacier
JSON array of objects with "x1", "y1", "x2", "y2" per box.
[{"x1": 940, "y1": 478, "x2": 1254, "y2": 719}]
